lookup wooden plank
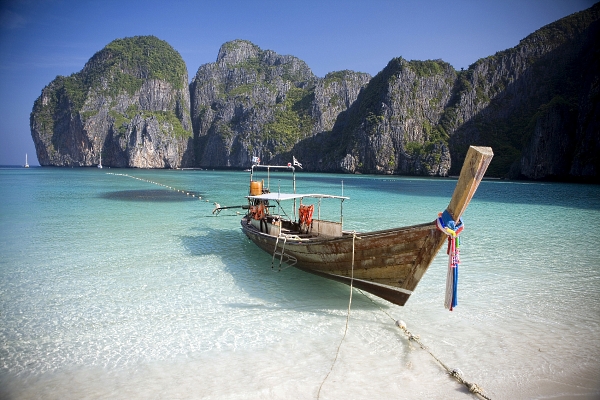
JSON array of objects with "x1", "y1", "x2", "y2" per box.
[
  {"x1": 403, "y1": 146, "x2": 493, "y2": 292},
  {"x1": 447, "y1": 146, "x2": 494, "y2": 221}
]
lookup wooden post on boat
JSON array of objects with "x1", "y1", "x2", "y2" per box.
[
  {"x1": 404, "y1": 146, "x2": 493, "y2": 293},
  {"x1": 446, "y1": 146, "x2": 494, "y2": 222}
]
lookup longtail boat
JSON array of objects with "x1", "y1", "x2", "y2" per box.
[{"x1": 226, "y1": 146, "x2": 493, "y2": 306}]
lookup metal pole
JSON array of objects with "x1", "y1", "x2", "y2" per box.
[
  {"x1": 318, "y1": 198, "x2": 321, "y2": 221},
  {"x1": 341, "y1": 180, "x2": 344, "y2": 226},
  {"x1": 292, "y1": 167, "x2": 296, "y2": 220}
]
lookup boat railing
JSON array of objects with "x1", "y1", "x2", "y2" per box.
[{"x1": 250, "y1": 164, "x2": 296, "y2": 195}]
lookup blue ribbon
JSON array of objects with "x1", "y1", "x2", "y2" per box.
[{"x1": 440, "y1": 209, "x2": 463, "y2": 232}]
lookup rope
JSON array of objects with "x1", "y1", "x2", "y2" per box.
[
  {"x1": 436, "y1": 209, "x2": 464, "y2": 311},
  {"x1": 358, "y1": 289, "x2": 492, "y2": 400},
  {"x1": 107, "y1": 172, "x2": 210, "y2": 202},
  {"x1": 317, "y1": 231, "x2": 356, "y2": 399}
]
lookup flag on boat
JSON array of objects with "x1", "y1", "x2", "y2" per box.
[
  {"x1": 293, "y1": 156, "x2": 302, "y2": 169},
  {"x1": 252, "y1": 156, "x2": 260, "y2": 164}
]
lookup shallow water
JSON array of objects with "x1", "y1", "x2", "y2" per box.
[{"x1": 1, "y1": 167, "x2": 599, "y2": 399}]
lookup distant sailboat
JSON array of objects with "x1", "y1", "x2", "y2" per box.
[
  {"x1": 98, "y1": 153, "x2": 103, "y2": 169},
  {"x1": 25, "y1": 153, "x2": 29, "y2": 168}
]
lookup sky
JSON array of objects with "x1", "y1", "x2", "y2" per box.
[{"x1": 0, "y1": 0, "x2": 595, "y2": 166}]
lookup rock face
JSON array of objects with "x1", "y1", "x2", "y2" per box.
[
  {"x1": 30, "y1": 4, "x2": 600, "y2": 181},
  {"x1": 187, "y1": 4, "x2": 599, "y2": 179},
  {"x1": 308, "y1": 58, "x2": 457, "y2": 175},
  {"x1": 299, "y1": 3, "x2": 599, "y2": 178},
  {"x1": 446, "y1": 4, "x2": 600, "y2": 179},
  {"x1": 189, "y1": 40, "x2": 370, "y2": 167},
  {"x1": 30, "y1": 36, "x2": 194, "y2": 168}
]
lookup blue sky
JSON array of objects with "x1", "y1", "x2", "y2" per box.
[{"x1": 0, "y1": 0, "x2": 595, "y2": 166}]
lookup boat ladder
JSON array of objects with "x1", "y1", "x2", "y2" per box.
[{"x1": 271, "y1": 233, "x2": 298, "y2": 271}]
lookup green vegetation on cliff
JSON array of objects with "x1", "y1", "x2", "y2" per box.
[
  {"x1": 40, "y1": 36, "x2": 187, "y2": 116},
  {"x1": 94, "y1": 35, "x2": 186, "y2": 91},
  {"x1": 265, "y1": 87, "x2": 315, "y2": 153},
  {"x1": 30, "y1": 35, "x2": 193, "y2": 168},
  {"x1": 323, "y1": 70, "x2": 354, "y2": 87},
  {"x1": 407, "y1": 59, "x2": 445, "y2": 77},
  {"x1": 109, "y1": 106, "x2": 191, "y2": 139}
]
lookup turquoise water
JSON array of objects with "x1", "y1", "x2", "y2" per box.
[{"x1": 1, "y1": 167, "x2": 599, "y2": 399}]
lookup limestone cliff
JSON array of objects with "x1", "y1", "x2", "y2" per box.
[
  {"x1": 30, "y1": 36, "x2": 193, "y2": 168},
  {"x1": 188, "y1": 3, "x2": 598, "y2": 179},
  {"x1": 304, "y1": 58, "x2": 456, "y2": 175},
  {"x1": 189, "y1": 40, "x2": 370, "y2": 167},
  {"x1": 293, "y1": 3, "x2": 599, "y2": 178},
  {"x1": 446, "y1": 3, "x2": 600, "y2": 179},
  {"x1": 30, "y1": 4, "x2": 600, "y2": 180}
]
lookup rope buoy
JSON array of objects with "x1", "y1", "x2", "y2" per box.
[
  {"x1": 107, "y1": 173, "x2": 206, "y2": 203},
  {"x1": 396, "y1": 318, "x2": 491, "y2": 399},
  {"x1": 361, "y1": 292, "x2": 492, "y2": 400}
]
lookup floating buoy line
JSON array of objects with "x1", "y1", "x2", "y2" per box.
[
  {"x1": 106, "y1": 173, "x2": 240, "y2": 216},
  {"x1": 106, "y1": 172, "x2": 212, "y2": 203}
]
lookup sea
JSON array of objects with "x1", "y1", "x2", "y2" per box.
[{"x1": 0, "y1": 166, "x2": 599, "y2": 400}]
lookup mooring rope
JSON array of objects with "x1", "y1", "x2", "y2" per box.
[
  {"x1": 357, "y1": 289, "x2": 492, "y2": 400},
  {"x1": 317, "y1": 231, "x2": 356, "y2": 399}
]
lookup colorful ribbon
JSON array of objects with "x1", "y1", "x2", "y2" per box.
[{"x1": 436, "y1": 210, "x2": 463, "y2": 311}]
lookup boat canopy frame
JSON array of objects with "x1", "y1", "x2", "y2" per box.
[
  {"x1": 246, "y1": 193, "x2": 349, "y2": 201},
  {"x1": 248, "y1": 164, "x2": 349, "y2": 225},
  {"x1": 250, "y1": 164, "x2": 296, "y2": 195}
]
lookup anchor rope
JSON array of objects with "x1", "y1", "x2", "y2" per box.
[
  {"x1": 317, "y1": 231, "x2": 356, "y2": 399},
  {"x1": 357, "y1": 289, "x2": 491, "y2": 400}
]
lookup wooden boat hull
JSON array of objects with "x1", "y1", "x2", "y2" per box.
[
  {"x1": 241, "y1": 219, "x2": 446, "y2": 306},
  {"x1": 240, "y1": 146, "x2": 493, "y2": 306}
]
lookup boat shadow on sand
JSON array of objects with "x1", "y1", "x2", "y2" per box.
[{"x1": 179, "y1": 225, "x2": 390, "y2": 312}]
